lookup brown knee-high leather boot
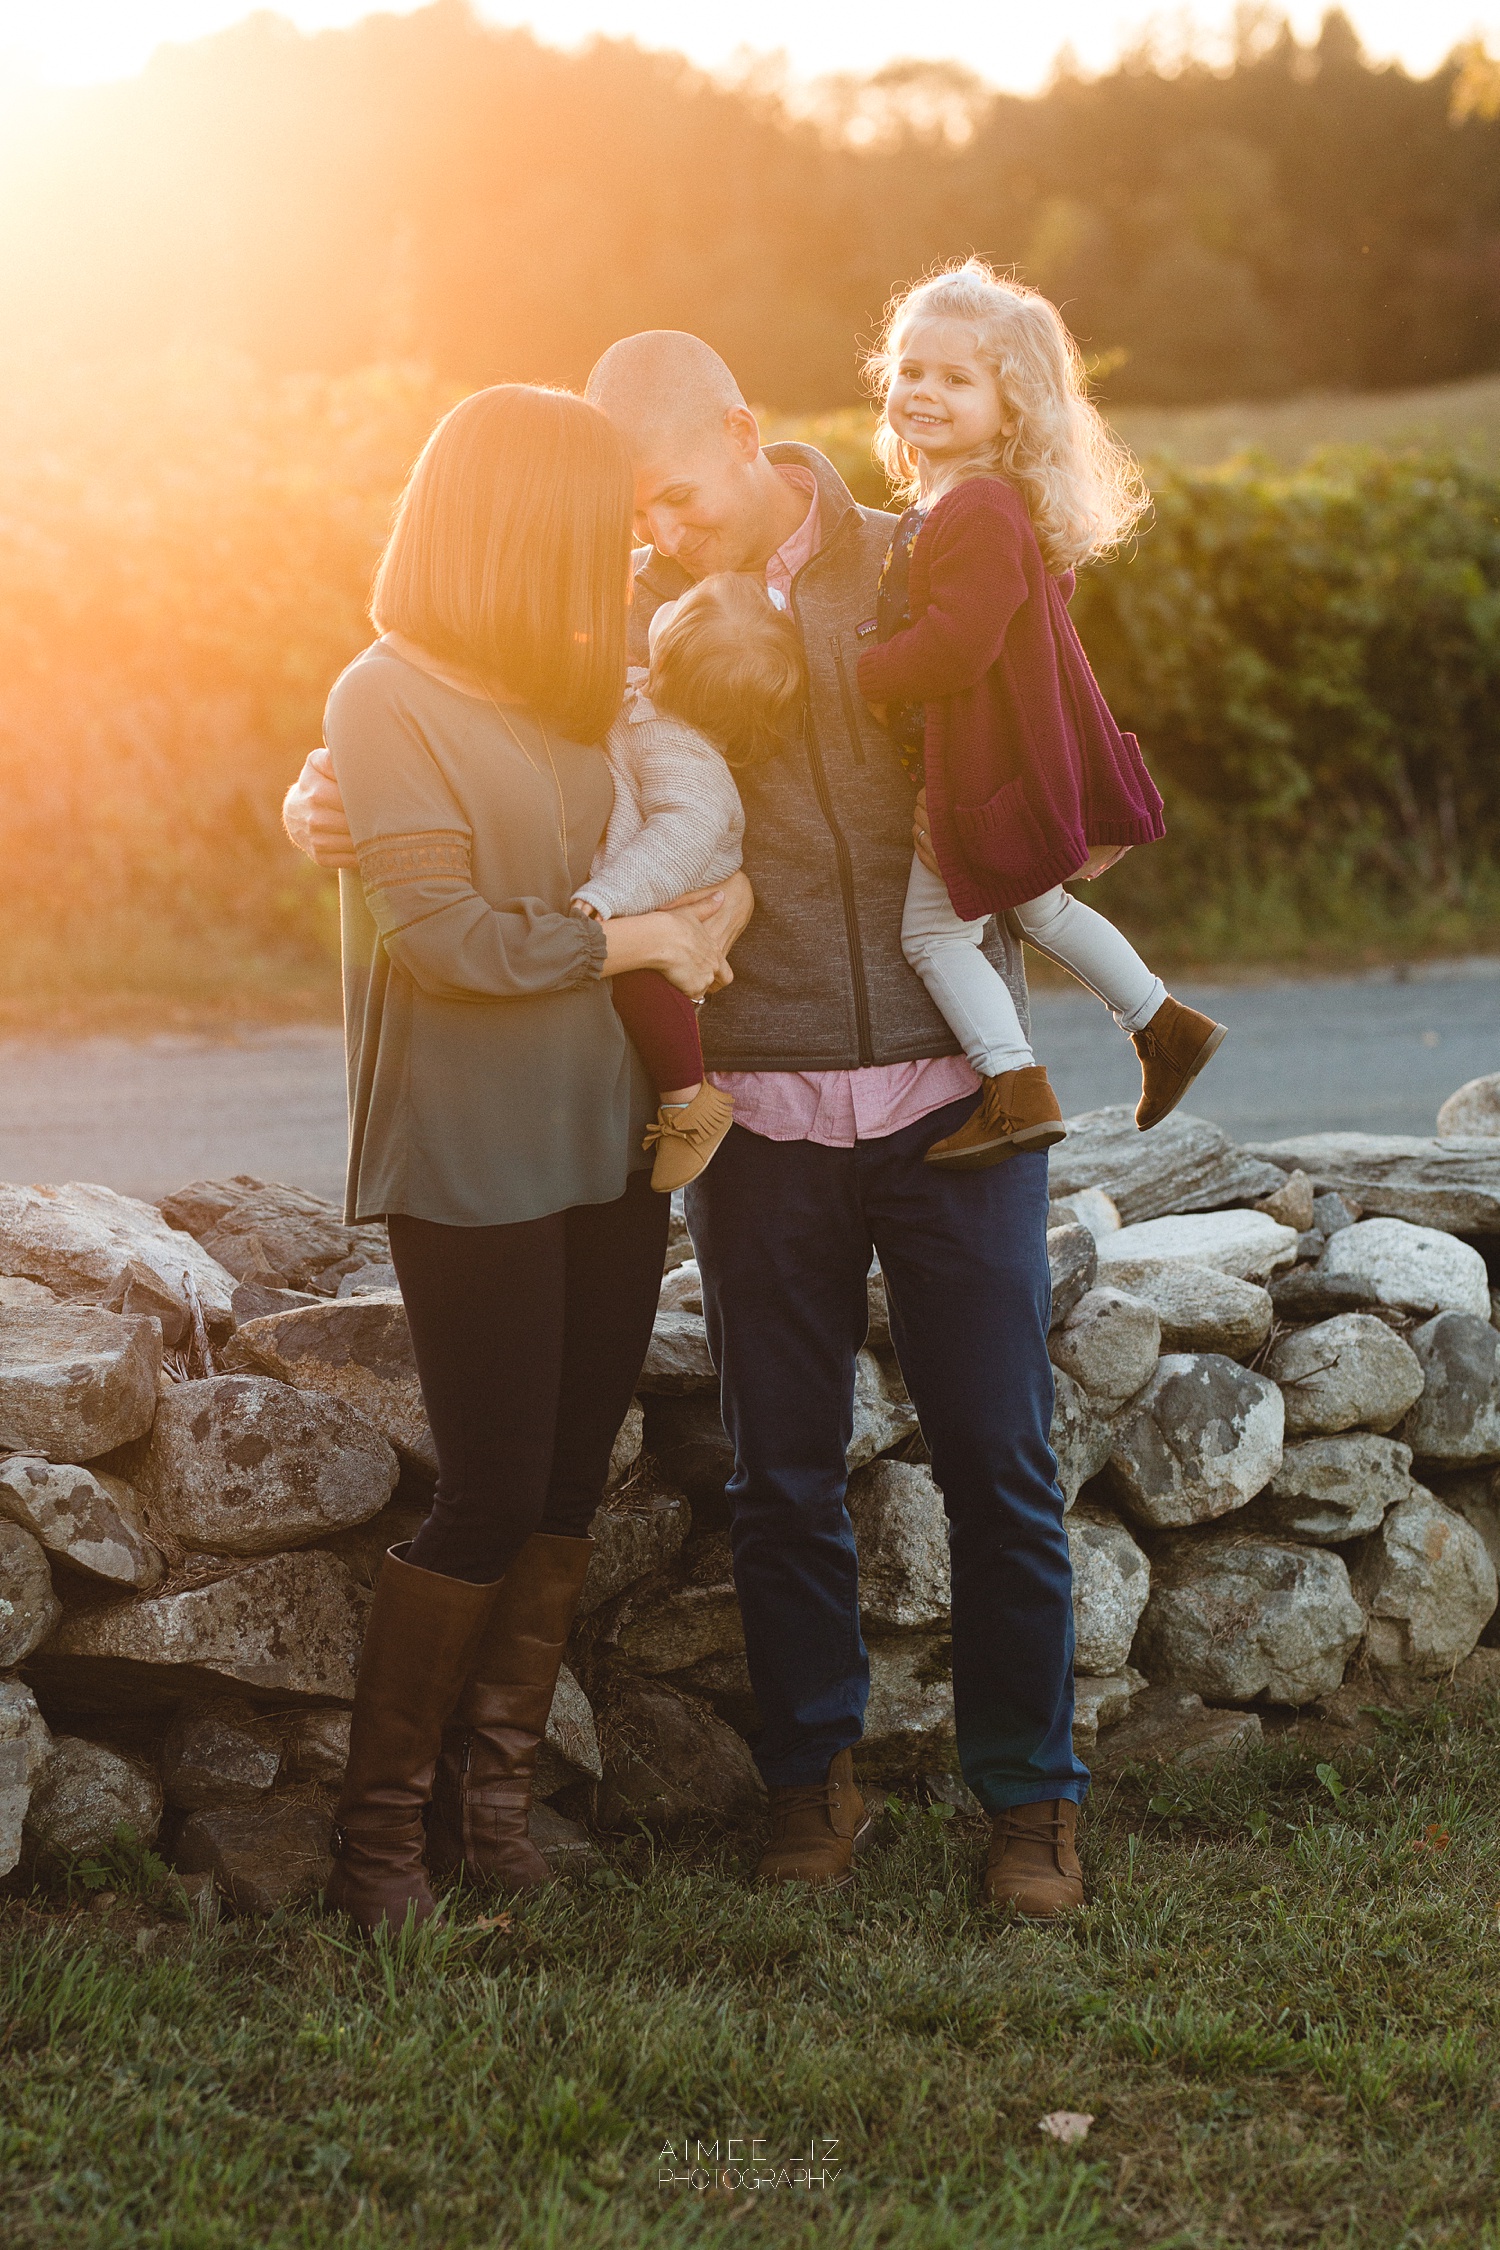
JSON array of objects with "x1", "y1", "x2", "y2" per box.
[
  {"x1": 326, "y1": 1543, "x2": 504, "y2": 1936},
  {"x1": 426, "y1": 1532, "x2": 594, "y2": 1891}
]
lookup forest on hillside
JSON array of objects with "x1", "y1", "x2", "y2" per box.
[{"x1": 3, "y1": 2, "x2": 1500, "y2": 409}]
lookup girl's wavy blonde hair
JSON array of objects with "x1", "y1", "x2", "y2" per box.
[{"x1": 866, "y1": 259, "x2": 1148, "y2": 572}]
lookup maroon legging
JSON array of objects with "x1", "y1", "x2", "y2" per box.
[
  {"x1": 611, "y1": 969, "x2": 704, "y2": 1091},
  {"x1": 389, "y1": 1172, "x2": 670, "y2": 1584}
]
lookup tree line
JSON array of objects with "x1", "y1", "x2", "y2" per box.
[{"x1": 3, "y1": 2, "x2": 1499, "y2": 408}]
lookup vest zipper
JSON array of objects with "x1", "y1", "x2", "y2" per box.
[
  {"x1": 829, "y1": 634, "x2": 867, "y2": 767},
  {"x1": 790, "y1": 570, "x2": 875, "y2": 1067}
]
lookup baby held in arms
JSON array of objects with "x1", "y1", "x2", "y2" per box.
[{"x1": 572, "y1": 572, "x2": 804, "y2": 1191}]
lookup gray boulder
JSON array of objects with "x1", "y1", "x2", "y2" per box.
[
  {"x1": 637, "y1": 1310, "x2": 717, "y2": 1394},
  {"x1": 283, "y1": 1708, "x2": 352, "y2": 1782},
  {"x1": 25, "y1": 1736, "x2": 164, "y2": 1860},
  {"x1": 1269, "y1": 1264, "x2": 1385, "y2": 1323},
  {"x1": 1071, "y1": 1668, "x2": 1146, "y2": 1751},
  {"x1": 643, "y1": 1392, "x2": 734, "y2": 1515},
  {"x1": 222, "y1": 1296, "x2": 434, "y2": 1474},
  {"x1": 0, "y1": 1181, "x2": 236, "y2": 1333},
  {"x1": 1108, "y1": 1354, "x2": 1284, "y2": 1528},
  {"x1": 607, "y1": 1399, "x2": 644, "y2": 1489},
  {"x1": 1317, "y1": 1218, "x2": 1490, "y2": 1321},
  {"x1": 848, "y1": 1350, "x2": 918, "y2": 1469},
  {"x1": 1352, "y1": 1488, "x2": 1498, "y2": 1674},
  {"x1": 1265, "y1": 1314, "x2": 1425, "y2": 1437},
  {"x1": 1049, "y1": 1188, "x2": 1122, "y2": 1242},
  {"x1": 160, "y1": 1175, "x2": 387, "y2": 1294},
  {"x1": 657, "y1": 1260, "x2": 702, "y2": 1315},
  {"x1": 159, "y1": 1698, "x2": 282, "y2": 1810},
  {"x1": 579, "y1": 1481, "x2": 691, "y2": 1617},
  {"x1": 0, "y1": 1456, "x2": 164, "y2": 1589},
  {"x1": 0, "y1": 1287, "x2": 160, "y2": 1463},
  {"x1": 1438, "y1": 1075, "x2": 1500, "y2": 1139},
  {"x1": 35, "y1": 1549, "x2": 366, "y2": 1709},
  {"x1": 1050, "y1": 1367, "x2": 1113, "y2": 1509},
  {"x1": 0, "y1": 1520, "x2": 60, "y2": 1664},
  {"x1": 1246, "y1": 1133, "x2": 1500, "y2": 1236},
  {"x1": 0, "y1": 1680, "x2": 52, "y2": 1876},
  {"x1": 865, "y1": 1259, "x2": 893, "y2": 1358},
  {"x1": 607, "y1": 1534, "x2": 744, "y2": 1677},
  {"x1": 534, "y1": 1664, "x2": 604, "y2": 1795},
  {"x1": 1049, "y1": 1286, "x2": 1160, "y2": 1408},
  {"x1": 127, "y1": 1374, "x2": 398, "y2": 1555},
  {"x1": 174, "y1": 1799, "x2": 333, "y2": 1915},
  {"x1": 1099, "y1": 1209, "x2": 1298, "y2": 1283},
  {"x1": 1253, "y1": 1433, "x2": 1416, "y2": 1543},
  {"x1": 1048, "y1": 1107, "x2": 1285, "y2": 1224},
  {"x1": 1103, "y1": 1259, "x2": 1272, "y2": 1359},
  {"x1": 1068, "y1": 1509, "x2": 1150, "y2": 1675},
  {"x1": 865, "y1": 1634, "x2": 955, "y2": 1747},
  {"x1": 1046, "y1": 1224, "x2": 1098, "y2": 1328},
  {"x1": 1254, "y1": 1169, "x2": 1317, "y2": 1231},
  {"x1": 230, "y1": 1280, "x2": 320, "y2": 1326},
  {"x1": 847, "y1": 1459, "x2": 950, "y2": 1630},
  {"x1": 592, "y1": 1675, "x2": 764, "y2": 1832},
  {"x1": 337, "y1": 1263, "x2": 400, "y2": 1299},
  {"x1": 1405, "y1": 1314, "x2": 1500, "y2": 1466},
  {"x1": 1092, "y1": 1687, "x2": 1264, "y2": 1772},
  {"x1": 1135, "y1": 1534, "x2": 1364, "y2": 1705},
  {"x1": 527, "y1": 1801, "x2": 596, "y2": 1873}
]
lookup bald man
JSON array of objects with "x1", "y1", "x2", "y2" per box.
[{"x1": 284, "y1": 336, "x2": 1087, "y2": 1916}]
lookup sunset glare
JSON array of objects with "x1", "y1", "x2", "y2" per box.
[{"x1": 5, "y1": 0, "x2": 1500, "y2": 94}]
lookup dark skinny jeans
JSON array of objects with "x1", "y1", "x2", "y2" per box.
[{"x1": 388, "y1": 1173, "x2": 668, "y2": 1584}]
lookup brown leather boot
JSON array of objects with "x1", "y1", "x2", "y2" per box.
[
  {"x1": 426, "y1": 1532, "x2": 593, "y2": 1891},
  {"x1": 924, "y1": 1066, "x2": 1066, "y2": 1169},
  {"x1": 757, "y1": 1749, "x2": 871, "y2": 1889},
  {"x1": 982, "y1": 1799, "x2": 1085, "y2": 1918},
  {"x1": 326, "y1": 1543, "x2": 503, "y2": 1937},
  {"x1": 1132, "y1": 995, "x2": 1228, "y2": 1131}
]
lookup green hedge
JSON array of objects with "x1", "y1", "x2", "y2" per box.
[{"x1": 2, "y1": 364, "x2": 1497, "y2": 1010}]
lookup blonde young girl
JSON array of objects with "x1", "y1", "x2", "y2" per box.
[{"x1": 857, "y1": 259, "x2": 1225, "y2": 1166}]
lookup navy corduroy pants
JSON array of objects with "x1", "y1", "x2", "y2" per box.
[{"x1": 687, "y1": 1094, "x2": 1087, "y2": 1812}]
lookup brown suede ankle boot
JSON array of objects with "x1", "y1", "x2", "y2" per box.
[
  {"x1": 1131, "y1": 995, "x2": 1228, "y2": 1131},
  {"x1": 326, "y1": 1544, "x2": 503, "y2": 1937},
  {"x1": 924, "y1": 1066, "x2": 1066, "y2": 1169},
  {"x1": 757, "y1": 1749, "x2": 871, "y2": 1889},
  {"x1": 982, "y1": 1799, "x2": 1085, "y2": 1918},
  {"x1": 426, "y1": 1532, "x2": 594, "y2": 1891}
]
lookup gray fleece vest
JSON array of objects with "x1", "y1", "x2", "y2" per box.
[{"x1": 629, "y1": 443, "x2": 1028, "y2": 1073}]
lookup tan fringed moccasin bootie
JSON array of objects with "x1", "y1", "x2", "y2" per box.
[
  {"x1": 644, "y1": 1082, "x2": 734, "y2": 1192},
  {"x1": 923, "y1": 1066, "x2": 1066, "y2": 1170}
]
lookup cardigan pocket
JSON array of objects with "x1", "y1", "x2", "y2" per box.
[{"x1": 952, "y1": 774, "x2": 1051, "y2": 886}]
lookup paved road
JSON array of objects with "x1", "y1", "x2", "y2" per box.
[{"x1": 0, "y1": 963, "x2": 1495, "y2": 1205}]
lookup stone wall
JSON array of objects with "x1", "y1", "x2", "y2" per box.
[{"x1": 3, "y1": 1075, "x2": 1498, "y2": 1912}]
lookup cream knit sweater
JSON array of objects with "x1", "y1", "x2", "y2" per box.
[{"x1": 572, "y1": 677, "x2": 744, "y2": 920}]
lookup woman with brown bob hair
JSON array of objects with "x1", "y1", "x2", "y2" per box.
[{"x1": 322, "y1": 385, "x2": 734, "y2": 1935}]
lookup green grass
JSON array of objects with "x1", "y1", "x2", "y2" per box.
[{"x1": 5, "y1": 1695, "x2": 1500, "y2": 2247}]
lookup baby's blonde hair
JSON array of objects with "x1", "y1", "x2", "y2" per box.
[
  {"x1": 648, "y1": 573, "x2": 805, "y2": 770},
  {"x1": 866, "y1": 258, "x2": 1148, "y2": 572}
]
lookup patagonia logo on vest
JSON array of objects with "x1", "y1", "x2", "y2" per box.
[{"x1": 855, "y1": 618, "x2": 878, "y2": 638}]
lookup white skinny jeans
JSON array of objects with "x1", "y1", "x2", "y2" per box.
[{"x1": 901, "y1": 856, "x2": 1166, "y2": 1077}]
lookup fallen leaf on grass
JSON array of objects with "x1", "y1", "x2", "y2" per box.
[
  {"x1": 1411, "y1": 1825, "x2": 1450, "y2": 1855},
  {"x1": 474, "y1": 1912, "x2": 513, "y2": 1932},
  {"x1": 1039, "y1": 2111, "x2": 1094, "y2": 2145}
]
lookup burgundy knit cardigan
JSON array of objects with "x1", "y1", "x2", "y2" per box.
[{"x1": 856, "y1": 477, "x2": 1165, "y2": 919}]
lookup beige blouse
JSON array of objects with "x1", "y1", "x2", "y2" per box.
[{"x1": 326, "y1": 638, "x2": 653, "y2": 1227}]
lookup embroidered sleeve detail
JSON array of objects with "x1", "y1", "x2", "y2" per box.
[{"x1": 357, "y1": 829, "x2": 471, "y2": 892}]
